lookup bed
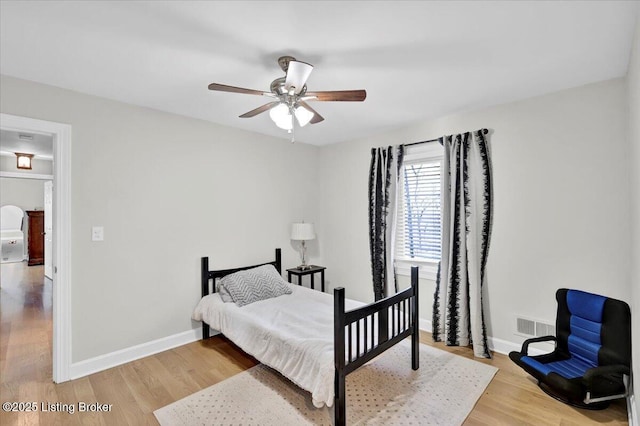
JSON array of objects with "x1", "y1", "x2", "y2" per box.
[
  {"x1": 1, "y1": 205, "x2": 25, "y2": 264},
  {"x1": 193, "y1": 248, "x2": 419, "y2": 425}
]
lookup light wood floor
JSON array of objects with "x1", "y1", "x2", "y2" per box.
[{"x1": 0, "y1": 262, "x2": 628, "y2": 425}]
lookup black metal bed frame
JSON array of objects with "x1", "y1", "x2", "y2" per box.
[{"x1": 200, "y1": 248, "x2": 419, "y2": 426}]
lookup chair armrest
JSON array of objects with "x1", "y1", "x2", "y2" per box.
[
  {"x1": 520, "y1": 335, "x2": 557, "y2": 355},
  {"x1": 583, "y1": 364, "x2": 630, "y2": 386}
]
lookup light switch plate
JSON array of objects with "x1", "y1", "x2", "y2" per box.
[{"x1": 92, "y1": 226, "x2": 104, "y2": 241}]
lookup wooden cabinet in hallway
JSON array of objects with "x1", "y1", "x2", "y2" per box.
[{"x1": 26, "y1": 210, "x2": 44, "y2": 266}]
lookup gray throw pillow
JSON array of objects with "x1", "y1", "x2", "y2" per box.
[
  {"x1": 220, "y1": 264, "x2": 292, "y2": 307},
  {"x1": 218, "y1": 283, "x2": 234, "y2": 303}
]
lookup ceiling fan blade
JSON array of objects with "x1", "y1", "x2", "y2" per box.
[
  {"x1": 239, "y1": 101, "x2": 280, "y2": 118},
  {"x1": 208, "y1": 83, "x2": 270, "y2": 96},
  {"x1": 298, "y1": 101, "x2": 324, "y2": 124},
  {"x1": 285, "y1": 61, "x2": 313, "y2": 94},
  {"x1": 305, "y1": 90, "x2": 367, "y2": 102}
]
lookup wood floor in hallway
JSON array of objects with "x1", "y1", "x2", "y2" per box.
[{"x1": 0, "y1": 261, "x2": 629, "y2": 425}]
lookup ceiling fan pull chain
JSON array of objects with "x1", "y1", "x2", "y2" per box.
[{"x1": 289, "y1": 104, "x2": 296, "y2": 143}]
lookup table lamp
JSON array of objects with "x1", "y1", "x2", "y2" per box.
[{"x1": 291, "y1": 222, "x2": 315, "y2": 270}]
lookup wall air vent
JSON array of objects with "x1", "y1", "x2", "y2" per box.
[
  {"x1": 515, "y1": 316, "x2": 555, "y2": 338},
  {"x1": 535, "y1": 322, "x2": 555, "y2": 337},
  {"x1": 516, "y1": 317, "x2": 535, "y2": 336}
]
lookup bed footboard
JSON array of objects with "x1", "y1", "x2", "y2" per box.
[{"x1": 334, "y1": 266, "x2": 419, "y2": 425}]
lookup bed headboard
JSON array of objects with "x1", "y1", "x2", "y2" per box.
[
  {"x1": 200, "y1": 248, "x2": 281, "y2": 339},
  {"x1": 201, "y1": 248, "x2": 282, "y2": 298}
]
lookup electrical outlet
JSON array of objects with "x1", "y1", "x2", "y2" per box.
[{"x1": 91, "y1": 226, "x2": 104, "y2": 241}]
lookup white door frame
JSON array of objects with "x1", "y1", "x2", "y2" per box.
[
  {"x1": 44, "y1": 180, "x2": 54, "y2": 279},
  {"x1": 0, "y1": 113, "x2": 72, "y2": 383}
]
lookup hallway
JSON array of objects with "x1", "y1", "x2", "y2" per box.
[{"x1": 0, "y1": 262, "x2": 51, "y2": 384}]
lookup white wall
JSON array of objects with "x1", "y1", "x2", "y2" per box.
[
  {"x1": 626, "y1": 11, "x2": 640, "y2": 422},
  {"x1": 0, "y1": 75, "x2": 320, "y2": 363},
  {"x1": 0, "y1": 156, "x2": 53, "y2": 174},
  {"x1": 0, "y1": 178, "x2": 45, "y2": 211},
  {"x1": 318, "y1": 78, "x2": 631, "y2": 353}
]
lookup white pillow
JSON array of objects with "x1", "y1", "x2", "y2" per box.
[{"x1": 220, "y1": 264, "x2": 291, "y2": 307}]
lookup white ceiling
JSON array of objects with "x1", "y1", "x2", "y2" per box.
[
  {"x1": 1, "y1": 1, "x2": 638, "y2": 146},
  {"x1": 0, "y1": 129, "x2": 53, "y2": 159}
]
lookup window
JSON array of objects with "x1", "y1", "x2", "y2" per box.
[
  {"x1": 395, "y1": 143, "x2": 443, "y2": 278},
  {"x1": 398, "y1": 161, "x2": 441, "y2": 260}
]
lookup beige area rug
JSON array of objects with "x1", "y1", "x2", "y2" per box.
[{"x1": 154, "y1": 341, "x2": 498, "y2": 425}]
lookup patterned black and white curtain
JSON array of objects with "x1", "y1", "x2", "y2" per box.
[
  {"x1": 368, "y1": 146, "x2": 404, "y2": 301},
  {"x1": 433, "y1": 129, "x2": 493, "y2": 358}
]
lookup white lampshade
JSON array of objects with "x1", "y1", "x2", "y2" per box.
[
  {"x1": 269, "y1": 103, "x2": 293, "y2": 130},
  {"x1": 284, "y1": 61, "x2": 313, "y2": 94},
  {"x1": 291, "y1": 222, "x2": 316, "y2": 241},
  {"x1": 294, "y1": 105, "x2": 314, "y2": 127}
]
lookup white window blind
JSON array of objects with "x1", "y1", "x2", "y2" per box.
[{"x1": 396, "y1": 157, "x2": 442, "y2": 262}]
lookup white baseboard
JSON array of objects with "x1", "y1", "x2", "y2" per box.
[
  {"x1": 418, "y1": 318, "x2": 432, "y2": 333},
  {"x1": 69, "y1": 328, "x2": 204, "y2": 380},
  {"x1": 487, "y1": 336, "x2": 526, "y2": 355},
  {"x1": 488, "y1": 336, "x2": 553, "y2": 356},
  {"x1": 68, "y1": 319, "x2": 552, "y2": 380},
  {"x1": 418, "y1": 318, "x2": 551, "y2": 357}
]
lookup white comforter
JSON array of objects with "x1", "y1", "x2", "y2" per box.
[{"x1": 192, "y1": 284, "x2": 364, "y2": 408}]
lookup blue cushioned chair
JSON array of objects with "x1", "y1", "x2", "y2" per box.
[{"x1": 509, "y1": 288, "x2": 631, "y2": 409}]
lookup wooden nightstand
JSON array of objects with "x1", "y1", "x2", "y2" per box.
[{"x1": 287, "y1": 265, "x2": 326, "y2": 293}]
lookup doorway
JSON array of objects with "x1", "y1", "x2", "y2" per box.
[
  {"x1": 1, "y1": 151, "x2": 53, "y2": 385},
  {"x1": 44, "y1": 181, "x2": 53, "y2": 279},
  {"x1": 0, "y1": 113, "x2": 71, "y2": 383}
]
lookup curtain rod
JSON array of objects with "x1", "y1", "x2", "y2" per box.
[
  {"x1": 404, "y1": 128, "x2": 488, "y2": 147},
  {"x1": 404, "y1": 137, "x2": 439, "y2": 147}
]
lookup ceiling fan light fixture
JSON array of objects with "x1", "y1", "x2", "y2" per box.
[
  {"x1": 269, "y1": 103, "x2": 293, "y2": 130},
  {"x1": 274, "y1": 116, "x2": 293, "y2": 131},
  {"x1": 294, "y1": 105, "x2": 314, "y2": 127},
  {"x1": 208, "y1": 55, "x2": 366, "y2": 135},
  {"x1": 269, "y1": 103, "x2": 288, "y2": 121}
]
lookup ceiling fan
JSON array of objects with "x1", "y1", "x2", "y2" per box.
[{"x1": 208, "y1": 56, "x2": 366, "y2": 133}]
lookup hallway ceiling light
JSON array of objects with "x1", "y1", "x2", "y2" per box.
[{"x1": 15, "y1": 152, "x2": 34, "y2": 170}]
